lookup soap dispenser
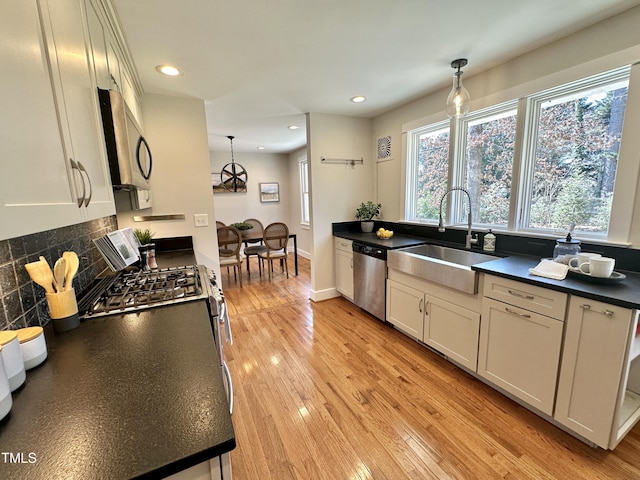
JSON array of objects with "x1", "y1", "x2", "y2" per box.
[{"x1": 553, "y1": 233, "x2": 581, "y2": 264}]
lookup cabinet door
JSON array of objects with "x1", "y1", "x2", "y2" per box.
[
  {"x1": 43, "y1": 0, "x2": 114, "y2": 220},
  {"x1": 85, "y1": 0, "x2": 110, "y2": 90},
  {"x1": 478, "y1": 298, "x2": 563, "y2": 415},
  {"x1": 0, "y1": 0, "x2": 81, "y2": 240},
  {"x1": 335, "y1": 249, "x2": 354, "y2": 301},
  {"x1": 554, "y1": 298, "x2": 633, "y2": 448},
  {"x1": 425, "y1": 297, "x2": 480, "y2": 371},
  {"x1": 386, "y1": 280, "x2": 424, "y2": 340}
]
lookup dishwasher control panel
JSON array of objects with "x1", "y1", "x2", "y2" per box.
[{"x1": 352, "y1": 242, "x2": 387, "y2": 260}]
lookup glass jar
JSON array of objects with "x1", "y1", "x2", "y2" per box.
[{"x1": 553, "y1": 233, "x2": 581, "y2": 264}]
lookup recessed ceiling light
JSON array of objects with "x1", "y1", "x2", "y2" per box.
[
  {"x1": 350, "y1": 96, "x2": 366, "y2": 103},
  {"x1": 288, "y1": 125, "x2": 299, "y2": 130},
  {"x1": 257, "y1": 146, "x2": 265, "y2": 150},
  {"x1": 155, "y1": 65, "x2": 182, "y2": 76}
]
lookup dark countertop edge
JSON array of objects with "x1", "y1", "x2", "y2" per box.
[
  {"x1": 137, "y1": 439, "x2": 237, "y2": 480},
  {"x1": 472, "y1": 255, "x2": 640, "y2": 310},
  {"x1": 334, "y1": 227, "x2": 640, "y2": 310}
]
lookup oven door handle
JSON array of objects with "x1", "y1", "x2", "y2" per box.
[
  {"x1": 220, "y1": 301, "x2": 233, "y2": 345},
  {"x1": 222, "y1": 360, "x2": 234, "y2": 415}
]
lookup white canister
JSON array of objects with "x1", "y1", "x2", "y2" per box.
[
  {"x1": 0, "y1": 330, "x2": 26, "y2": 391},
  {"x1": 16, "y1": 327, "x2": 48, "y2": 370},
  {"x1": 0, "y1": 347, "x2": 12, "y2": 421}
]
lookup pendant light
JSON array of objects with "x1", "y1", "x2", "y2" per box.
[
  {"x1": 221, "y1": 136, "x2": 248, "y2": 192},
  {"x1": 445, "y1": 58, "x2": 471, "y2": 119}
]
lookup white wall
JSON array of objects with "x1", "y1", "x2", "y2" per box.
[
  {"x1": 210, "y1": 151, "x2": 290, "y2": 228},
  {"x1": 116, "y1": 94, "x2": 220, "y2": 279},
  {"x1": 372, "y1": 5, "x2": 640, "y2": 243},
  {"x1": 307, "y1": 113, "x2": 373, "y2": 301}
]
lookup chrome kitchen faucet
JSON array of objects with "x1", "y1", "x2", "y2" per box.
[{"x1": 438, "y1": 187, "x2": 478, "y2": 249}]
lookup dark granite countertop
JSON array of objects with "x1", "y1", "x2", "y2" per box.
[
  {"x1": 334, "y1": 231, "x2": 429, "y2": 250},
  {"x1": 0, "y1": 300, "x2": 235, "y2": 479},
  {"x1": 473, "y1": 255, "x2": 640, "y2": 310}
]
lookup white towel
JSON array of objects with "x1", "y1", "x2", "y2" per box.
[{"x1": 529, "y1": 259, "x2": 569, "y2": 280}]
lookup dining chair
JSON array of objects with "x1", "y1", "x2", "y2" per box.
[
  {"x1": 217, "y1": 226, "x2": 244, "y2": 287},
  {"x1": 216, "y1": 220, "x2": 226, "y2": 230},
  {"x1": 242, "y1": 218, "x2": 265, "y2": 276},
  {"x1": 258, "y1": 222, "x2": 289, "y2": 281}
]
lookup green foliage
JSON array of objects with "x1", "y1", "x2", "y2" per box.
[
  {"x1": 230, "y1": 222, "x2": 254, "y2": 231},
  {"x1": 355, "y1": 201, "x2": 382, "y2": 221},
  {"x1": 134, "y1": 228, "x2": 154, "y2": 245}
]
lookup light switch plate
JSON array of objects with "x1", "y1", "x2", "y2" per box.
[{"x1": 194, "y1": 214, "x2": 209, "y2": 227}]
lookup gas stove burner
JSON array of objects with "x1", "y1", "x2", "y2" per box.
[{"x1": 82, "y1": 265, "x2": 211, "y2": 318}]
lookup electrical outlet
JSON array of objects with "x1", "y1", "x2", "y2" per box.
[{"x1": 194, "y1": 214, "x2": 209, "y2": 227}]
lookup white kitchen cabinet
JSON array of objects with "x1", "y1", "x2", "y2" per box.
[
  {"x1": 334, "y1": 238, "x2": 354, "y2": 301},
  {"x1": 386, "y1": 279, "x2": 424, "y2": 340},
  {"x1": 0, "y1": 0, "x2": 114, "y2": 241},
  {"x1": 479, "y1": 276, "x2": 566, "y2": 416},
  {"x1": 386, "y1": 271, "x2": 481, "y2": 370},
  {"x1": 479, "y1": 297, "x2": 564, "y2": 415},
  {"x1": 554, "y1": 297, "x2": 639, "y2": 449},
  {"x1": 425, "y1": 296, "x2": 480, "y2": 371}
]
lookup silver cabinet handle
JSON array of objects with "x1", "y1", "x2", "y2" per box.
[
  {"x1": 70, "y1": 159, "x2": 85, "y2": 208},
  {"x1": 505, "y1": 307, "x2": 531, "y2": 319},
  {"x1": 76, "y1": 161, "x2": 92, "y2": 207},
  {"x1": 419, "y1": 298, "x2": 424, "y2": 313},
  {"x1": 222, "y1": 360, "x2": 234, "y2": 415},
  {"x1": 580, "y1": 304, "x2": 614, "y2": 316},
  {"x1": 222, "y1": 302, "x2": 233, "y2": 345},
  {"x1": 508, "y1": 289, "x2": 534, "y2": 300}
]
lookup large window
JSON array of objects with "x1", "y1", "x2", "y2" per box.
[{"x1": 406, "y1": 66, "x2": 630, "y2": 240}]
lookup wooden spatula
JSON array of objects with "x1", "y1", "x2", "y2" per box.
[
  {"x1": 53, "y1": 257, "x2": 66, "y2": 293},
  {"x1": 25, "y1": 259, "x2": 55, "y2": 294},
  {"x1": 62, "y1": 251, "x2": 79, "y2": 291}
]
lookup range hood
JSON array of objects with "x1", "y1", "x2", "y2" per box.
[{"x1": 97, "y1": 88, "x2": 153, "y2": 196}]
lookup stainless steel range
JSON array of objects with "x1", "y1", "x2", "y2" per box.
[{"x1": 79, "y1": 265, "x2": 212, "y2": 318}]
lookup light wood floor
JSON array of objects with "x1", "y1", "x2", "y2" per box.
[{"x1": 221, "y1": 257, "x2": 640, "y2": 479}]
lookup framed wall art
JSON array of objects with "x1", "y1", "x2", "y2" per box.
[{"x1": 259, "y1": 182, "x2": 280, "y2": 203}]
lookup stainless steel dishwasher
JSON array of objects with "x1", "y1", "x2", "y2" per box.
[{"x1": 352, "y1": 242, "x2": 387, "y2": 321}]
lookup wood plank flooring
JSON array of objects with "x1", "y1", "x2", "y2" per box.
[{"x1": 221, "y1": 256, "x2": 640, "y2": 479}]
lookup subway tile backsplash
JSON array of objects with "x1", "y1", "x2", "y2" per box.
[{"x1": 0, "y1": 216, "x2": 117, "y2": 330}]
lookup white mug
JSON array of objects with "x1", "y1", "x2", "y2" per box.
[
  {"x1": 580, "y1": 256, "x2": 615, "y2": 277},
  {"x1": 569, "y1": 252, "x2": 601, "y2": 270}
]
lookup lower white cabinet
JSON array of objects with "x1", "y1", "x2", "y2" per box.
[
  {"x1": 334, "y1": 238, "x2": 354, "y2": 301},
  {"x1": 386, "y1": 279, "x2": 424, "y2": 340},
  {"x1": 554, "y1": 297, "x2": 639, "y2": 449},
  {"x1": 386, "y1": 276, "x2": 480, "y2": 370},
  {"x1": 478, "y1": 297, "x2": 563, "y2": 415},
  {"x1": 165, "y1": 453, "x2": 232, "y2": 480}
]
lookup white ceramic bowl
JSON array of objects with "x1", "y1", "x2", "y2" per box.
[
  {"x1": 16, "y1": 327, "x2": 48, "y2": 370},
  {"x1": 0, "y1": 331, "x2": 26, "y2": 392}
]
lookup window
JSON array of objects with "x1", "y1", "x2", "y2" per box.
[
  {"x1": 299, "y1": 157, "x2": 310, "y2": 225},
  {"x1": 406, "y1": 122, "x2": 449, "y2": 222},
  {"x1": 522, "y1": 74, "x2": 628, "y2": 235},
  {"x1": 462, "y1": 104, "x2": 518, "y2": 228},
  {"x1": 405, "y1": 66, "x2": 630, "y2": 241}
]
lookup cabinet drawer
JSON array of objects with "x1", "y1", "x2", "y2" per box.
[
  {"x1": 483, "y1": 275, "x2": 567, "y2": 320},
  {"x1": 334, "y1": 237, "x2": 353, "y2": 253}
]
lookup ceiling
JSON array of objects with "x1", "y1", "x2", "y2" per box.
[{"x1": 112, "y1": 0, "x2": 640, "y2": 154}]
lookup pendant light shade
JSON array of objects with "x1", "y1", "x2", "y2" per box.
[{"x1": 446, "y1": 58, "x2": 470, "y2": 119}]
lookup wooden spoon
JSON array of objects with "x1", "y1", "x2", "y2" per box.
[
  {"x1": 62, "y1": 251, "x2": 79, "y2": 291},
  {"x1": 25, "y1": 259, "x2": 55, "y2": 294},
  {"x1": 53, "y1": 257, "x2": 66, "y2": 293}
]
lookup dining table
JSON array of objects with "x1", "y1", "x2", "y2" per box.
[{"x1": 241, "y1": 230, "x2": 299, "y2": 276}]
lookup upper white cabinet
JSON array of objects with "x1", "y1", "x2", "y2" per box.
[
  {"x1": 334, "y1": 238, "x2": 354, "y2": 301},
  {"x1": 0, "y1": 0, "x2": 86, "y2": 239}
]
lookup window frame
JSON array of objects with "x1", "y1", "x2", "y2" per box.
[
  {"x1": 298, "y1": 156, "x2": 310, "y2": 226},
  {"x1": 404, "y1": 65, "x2": 633, "y2": 243}
]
